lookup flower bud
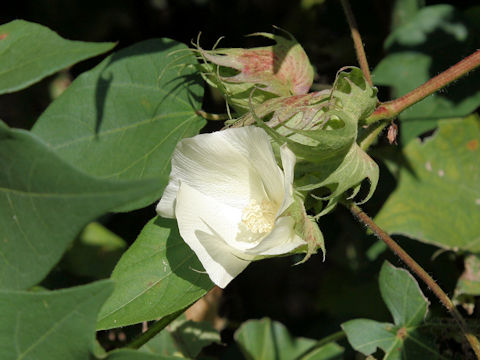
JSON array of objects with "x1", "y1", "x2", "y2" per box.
[{"x1": 196, "y1": 31, "x2": 314, "y2": 114}]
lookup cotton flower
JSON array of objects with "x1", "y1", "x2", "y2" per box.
[{"x1": 157, "y1": 126, "x2": 307, "y2": 288}]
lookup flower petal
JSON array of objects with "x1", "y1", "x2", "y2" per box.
[
  {"x1": 277, "y1": 144, "x2": 296, "y2": 215},
  {"x1": 157, "y1": 126, "x2": 285, "y2": 218},
  {"x1": 175, "y1": 182, "x2": 250, "y2": 288},
  {"x1": 244, "y1": 216, "x2": 306, "y2": 256}
]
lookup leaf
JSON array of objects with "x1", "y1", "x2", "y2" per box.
[
  {"x1": 104, "y1": 349, "x2": 182, "y2": 360},
  {"x1": 374, "y1": 115, "x2": 480, "y2": 251},
  {"x1": 32, "y1": 38, "x2": 205, "y2": 211},
  {"x1": 373, "y1": 5, "x2": 480, "y2": 144},
  {"x1": 453, "y1": 254, "x2": 480, "y2": 314},
  {"x1": 0, "y1": 280, "x2": 113, "y2": 360},
  {"x1": 234, "y1": 318, "x2": 344, "y2": 360},
  {"x1": 391, "y1": 0, "x2": 424, "y2": 29},
  {"x1": 60, "y1": 222, "x2": 127, "y2": 279},
  {"x1": 342, "y1": 262, "x2": 447, "y2": 360},
  {"x1": 380, "y1": 262, "x2": 429, "y2": 327},
  {"x1": 0, "y1": 122, "x2": 161, "y2": 290},
  {"x1": 455, "y1": 255, "x2": 480, "y2": 297},
  {"x1": 0, "y1": 20, "x2": 115, "y2": 94},
  {"x1": 96, "y1": 217, "x2": 213, "y2": 330},
  {"x1": 141, "y1": 319, "x2": 221, "y2": 358}
]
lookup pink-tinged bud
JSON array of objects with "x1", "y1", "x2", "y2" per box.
[{"x1": 196, "y1": 31, "x2": 314, "y2": 113}]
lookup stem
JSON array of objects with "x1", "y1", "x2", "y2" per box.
[
  {"x1": 315, "y1": 330, "x2": 346, "y2": 348},
  {"x1": 366, "y1": 49, "x2": 480, "y2": 124},
  {"x1": 196, "y1": 110, "x2": 229, "y2": 121},
  {"x1": 340, "y1": 0, "x2": 372, "y2": 85},
  {"x1": 348, "y1": 202, "x2": 480, "y2": 359},
  {"x1": 126, "y1": 308, "x2": 186, "y2": 349},
  {"x1": 295, "y1": 331, "x2": 346, "y2": 360}
]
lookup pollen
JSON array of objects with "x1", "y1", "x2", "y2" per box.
[{"x1": 241, "y1": 199, "x2": 277, "y2": 233}]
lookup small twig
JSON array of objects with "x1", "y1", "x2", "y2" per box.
[
  {"x1": 366, "y1": 49, "x2": 480, "y2": 124},
  {"x1": 347, "y1": 202, "x2": 480, "y2": 359},
  {"x1": 340, "y1": 0, "x2": 372, "y2": 85},
  {"x1": 126, "y1": 307, "x2": 186, "y2": 349}
]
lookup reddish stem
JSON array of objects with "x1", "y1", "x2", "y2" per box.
[
  {"x1": 340, "y1": 0, "x2": 372, "y2": 86},
  {"x1": 366, "y1": 49, "x2": 480, "y2": 124}
]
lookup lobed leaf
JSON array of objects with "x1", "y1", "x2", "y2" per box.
[
  {"x1": 375, "y1": 115, "x2": 480, "y2": 252},
  {"x1": 342, "y1": 262, "x2": 446, "y2": 360}
]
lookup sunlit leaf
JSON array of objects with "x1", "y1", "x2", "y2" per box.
[
  {"x1": 96, "y1": 217, "x2": 213, "y2": 330},
  {"x1": 32, "y1": 38, "x2": 205, "y2": 211},
  {"x1": 0, "y1": 20, "x2": 115, "y2": 94},
  {"x1": 375, "y1": 115, "x2": 480, "y2": 251}
]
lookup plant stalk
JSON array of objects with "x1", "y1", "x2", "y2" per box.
[
  {"x1": 295, "y1": 331, "x2": 346, "y2": 360},
  {"x1": 340, "y1": 0, "x2": 372, "y2": 85},
  {"x1": 366, "y1": 49, "x2": 480, "y2": 124},
  {"x1": 348, "y1": 202, "x2": 480, "y2": 359},
  {"x1": 126, "y1": 307, "x2": 186, "y2": 349}
]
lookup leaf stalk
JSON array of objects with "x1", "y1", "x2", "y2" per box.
[{"x1": 126, "y1": 307, "x2": 186, "y2": 350}]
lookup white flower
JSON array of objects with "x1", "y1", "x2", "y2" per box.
[{"x1": 157, "y1": 126, "x2": 306, "y2": 288}]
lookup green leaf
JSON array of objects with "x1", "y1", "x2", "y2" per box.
[
  {"x1": 391, "y1": 0, "x2": 424, "y2": 29},
  {"x1": 104, "y1": 349, "x2": 182, "y2": 360},
  {"x1": 0, "y1": 122, "x2": 161, "y2": 290},
  {"x1": 0, "y1": 20, "x2": 115, "y2": 94},
  {"x1": 32, "y1": 38, "x2": 205, "y2": 211},
  {"x1": 342, "y1": 262, "x2": 447, "y2": 359},
  {"x1": 380, "y1": 262, "x2": 429, "y2": 326},
  {"x1": 96, "y1": 217, "x2": 213, "y2": 330},
  {"x1": 373, "y1": 5, "x2": 480, "y2": 144},
  {"x1": 375, "y1": 115, "x2": 480, "y2": 251},
  {"x1": 0, "y1": 280, "x2": 113, "y2": 360},
  {"x1": 235, "y1": 318, "x2": 344, "y2": 360},
  {"x1": 60, "y1": 223, "x2": 127, "y2": 279},
  {"x1": 141, "y1": 319, "x2": 221, "y2": 358}
]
